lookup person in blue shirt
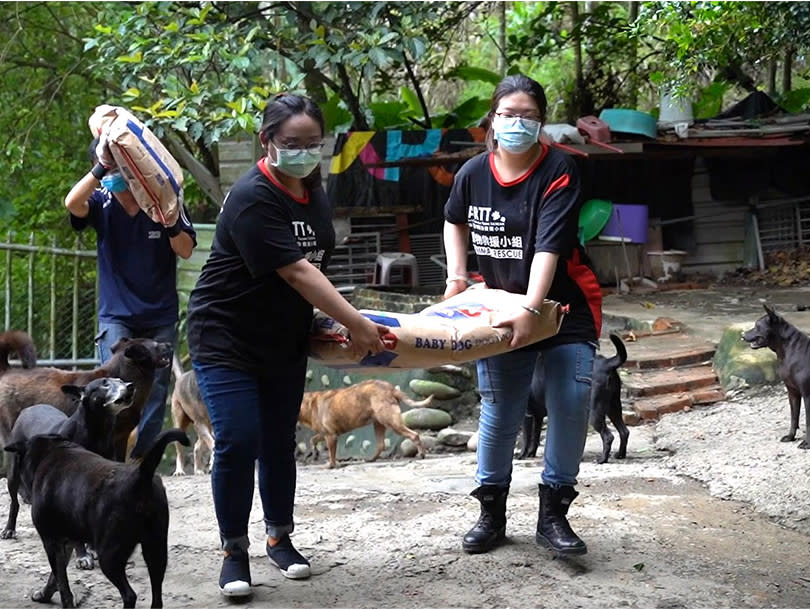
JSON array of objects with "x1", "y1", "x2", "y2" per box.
[{"x1": 64, "y1": 137, "x2": 196, "y2": 460}]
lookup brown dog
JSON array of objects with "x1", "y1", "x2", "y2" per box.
[
  {"x1": 0, "y1": 334, "x2": 171, "y2": 462},
  {"x1": 0, "y1": 330, "x2": 37, "y2": 373},
  {"x1": 170, "y1": 369, "x2": 215, "y2": 476},
  {"x1": 298, "y1": 379, "x2": 432, "y2": 468}
]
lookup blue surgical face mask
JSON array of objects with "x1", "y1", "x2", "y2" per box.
[
  {"x1": 270, "y1": 142, "x2": 322, "y2": 179},
  {"x1": 492, "y1": 115, "x2": 542, "y2": 153},
  {"x1": 101, "y1": 172, "x2": 128, "y2": 193}
]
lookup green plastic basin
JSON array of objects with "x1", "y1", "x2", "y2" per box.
[{"x1": 579, "y1": 199, "x2": 613, "y2": 244}]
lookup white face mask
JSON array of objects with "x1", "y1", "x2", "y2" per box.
[
  {"x1": 269, "y1": 142, "x2": 322, "y2": 179},
  {"x1": 491, "y1": 115, "x2": 541, "y2": 153}
]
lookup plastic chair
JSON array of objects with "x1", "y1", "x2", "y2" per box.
[{"x1": 373, "y1": 252, "x2": 419, "y2": 286}]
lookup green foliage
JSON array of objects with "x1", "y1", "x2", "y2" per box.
[
  {"x1": 321, "y1": 94, "x2": 354, "y2": 134},
  {"x1": 87, "y1": 3, "x2": 273, "y2": 148},
  {"x1": 4, "y1": 0, "x2": 810, "y2": 238},
  {"x1": 778, "y1": 88, "x2": 810, "y2": 114},
  {"x1": 693, "y1": 81, "x2": 732, "y2": 119},
  {"x1": 638, "y1": 1, "x2": 810, "y2": 98},
  {"x1": 0, "y1": 2, "x2": 107, "y2": 235},
  {"x1": 446, "y1": 66, "x2": 503, "y2": 87}
]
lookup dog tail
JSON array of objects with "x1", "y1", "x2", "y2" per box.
[
  {"x1": 137, "y1": 428, "x2": 190, "y2": 482},
  {"x1": 394, "y1": 387, "x2": 434, "y2": 408},
  {"x1": 0, "y1": 330, "x2": 37, "y2": 374},
  {"x1": 605, "y1": 333, "x2": 628, "y2": 370}
]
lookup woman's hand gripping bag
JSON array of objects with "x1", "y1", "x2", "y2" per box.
[
  {"x1": 89, "y1": 104, "x2": 184, "y2": 227},
  {"x1": 309, "y1": 288, "x2": 567, "y2": 369}
]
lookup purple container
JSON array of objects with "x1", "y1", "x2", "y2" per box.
[{"x1": 599, "y1": 204, "x2": 649, "y2": 244}]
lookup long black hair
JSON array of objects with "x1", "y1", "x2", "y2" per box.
[
  {"x1": 259, "y1": 93, "x2": 325, "y2": 189},
  {"x1": 485, "y1": 74, "x2": 548, "y2": 152}
]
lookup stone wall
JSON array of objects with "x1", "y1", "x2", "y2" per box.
[{"x1": 351, "y1": 286, "x2": 443, "y2": 313}]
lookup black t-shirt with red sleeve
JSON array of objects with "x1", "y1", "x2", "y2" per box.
[
  {"x1": 187, "y1": 161, "x2": 335, "y2": 375},
  {"x1": 444, "y1": 145, "x2": 601, "y2": 348}
]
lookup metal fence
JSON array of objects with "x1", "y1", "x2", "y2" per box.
[{"x1": 0, "y1": 231, "x2": 99, "y2": 368}]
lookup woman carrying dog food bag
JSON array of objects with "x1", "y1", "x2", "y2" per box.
[
  {"x1": 186, "y1": 93, "x2": 388, "y2": 598},
  {"x1": 443, "y1": 74, "x2": 602, "y2": 557}
]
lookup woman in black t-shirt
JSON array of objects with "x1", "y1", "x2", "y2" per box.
[
  {"x1": 187, "y1": 94, "x2": 388, "y2": 598},
  {"x1": 443, "y1": 75, "x2": 602, "y2": 557}
]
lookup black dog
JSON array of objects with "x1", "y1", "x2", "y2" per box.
[
  {"x1": 2, "y1": 377, "x2": 134, "y2": 546},
  {"x1": 517, "y1": 357, "x2": 548, "y2": 460},
  {"x1": 742, "y1": 304, "x2": 810, "y2": 448},
  {"x1": 0, "y1": 336, "x2": 171, "y2": 463},
  {"x1": 5, "y1": 428, "x2": 189, "y2": 609},
  {"x1": 517, "y1": 333, "x2": 629, "y2": 464}
]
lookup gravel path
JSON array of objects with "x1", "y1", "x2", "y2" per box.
[
  {"x1": 655, "y1": 383, "x2": 810, "y2": 535},
  {"x1": 2, "y1": 383, "x2": 810, "y2": 608}
]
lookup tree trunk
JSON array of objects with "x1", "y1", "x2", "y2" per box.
[
  {"x1": 498, "y1": 2, "x2": 507, "y2": 76},
  {"x1": 403, "y1": 53, "x2": 431, "y2": 129},
  {"x1": 767, "y1": 58, "x2": 777, "y2": 98},
  {"x1": 571, "y1": 2, "x2": 583, "y2": 87},
  {"x1": 782, "y1": 47, "x2": 794, "y2": 94},
  {"x1": 303, "y1": 59, "x2": 327, "y2": 106},
  {"x1": 335, "y1": 63, "x2": 369, "y2": 130},
  {"x1": 625, "y1": 1, "x2": 640, "y2": 108}
]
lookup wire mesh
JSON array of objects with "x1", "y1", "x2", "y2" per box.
[{"x1": 0, "y1": 231, "x2": 99, "y2": 368}]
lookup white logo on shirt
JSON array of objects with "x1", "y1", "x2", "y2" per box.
[
  {"x1": 467, "y1": 206, "x2": 522, "y2": 260},
  {"x1": 292, "y1": 221, "x2": 317, "y2": 249},
  {"x1": 306, "y1": 249, "x2": 326, "y2": 269},
  {"x1": 467, "y1": 206, "x2": 507, "y2": 232},
  {"x1": 148, "y1": 230, "x2": 162, "y2": 239}
]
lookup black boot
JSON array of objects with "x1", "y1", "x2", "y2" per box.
[
  {"x1": 535, "y1": 484, "x2": 587, "y2": 556},
  {"x1": 462, "y1": 485, "x2": 508, "y2": 554}
]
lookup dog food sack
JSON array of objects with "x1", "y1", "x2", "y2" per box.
[
  {"x1": 309, "y1": 288, "x2": 566, "y2": 369},
  {"x1": 89, "y1": 104, "x2": 184, "y2": 226}
]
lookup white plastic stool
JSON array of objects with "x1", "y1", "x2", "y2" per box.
[{"x1": 373, "y1": 252, "x2": 419, "y2": 286}]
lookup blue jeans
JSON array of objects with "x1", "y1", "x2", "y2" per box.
[
  {"x1": 192, "y1": 358, "x2": 306, "y2": 552},
  {"x1": 475, "y1": 342, "x2": 595, "y2": 488},
  {"x1": 95, "y1": 320, "x2": 176, "y2": 458}
]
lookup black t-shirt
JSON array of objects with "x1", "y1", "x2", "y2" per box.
[
  {"x1": 187, "y1": 161, "x2": 335, "y2": 375},
  {"x1": 444, "y1": 146, "x2": 601, "y2": 348}
]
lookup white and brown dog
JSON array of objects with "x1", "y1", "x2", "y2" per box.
[{"x1": 170, "y1": 369, "x2": 215, "y2": 475}]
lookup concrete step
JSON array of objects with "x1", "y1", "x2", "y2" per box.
[
  {"x1": 627, "y1": 384, "x2": 727, "y2": 422},
  {"x1": 624, "y1": 346, "x2": 716, "y2": 370},
  {"x1": 622, "y1": 364, "x2": 719, "y2": 398},
  {"x1": 616, "y1": 332, "x2": 717, "y2": 371}
]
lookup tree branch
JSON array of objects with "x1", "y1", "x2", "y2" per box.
[
  {"x1": 164, "y1": 131, "x2": 224, "y2": 207},
  {"x1": 402, "y1": 52, "x2": 431, "y2": 129}
]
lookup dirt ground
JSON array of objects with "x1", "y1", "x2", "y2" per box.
[{"x1": 2, "y1": 385, "x2": 810, "y2": 609}]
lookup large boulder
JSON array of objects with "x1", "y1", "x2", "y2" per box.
[
  {"x1": 409, "y1": 379, "x2": 462, "y2": 400},
  {"x1": 402, "y1": 407, "x2": 453, "y2": 431},
  {"x1": 713, "y1": 323, "x2": 778, "y2": 388},
  {"x1": 436, "y1": 428, "x2": 472, "y2": 447}
]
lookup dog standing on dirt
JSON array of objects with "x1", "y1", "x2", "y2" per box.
[
  {"x1": 517, "y1": 333, "x2": 629, "y2": 464},
  {"x1": 0, "y1": 334, "x2": 171, "y2": 462},
  {"x1": 298, "y1": 379, "x2": 432, "y2": 468},
  {"x1": 2, "y1": 377, "x2": 135, "y2": 571},
  {"x1": 2, "y1": 377, "x2": 134, "y2": 541},
  {"x1": 4, "y1": 428, "x2": 189, "y2": 609},
  {"x1": 170, "y1": 369, "x2": 215, "y2": 476},
  {"x1": 743, "y1": 304, "x2": 810, "y2": 448}
]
